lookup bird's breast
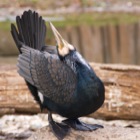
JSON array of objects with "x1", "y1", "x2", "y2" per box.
[{"x1": 57, "y1": 77, "x2": 105, "y2": 118}]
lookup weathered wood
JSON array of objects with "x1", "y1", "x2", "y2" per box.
[
  {"x1": 58, "y1": 27, "x2": 69, "y2": 43},
  {"x1": 89, "y1": 63, "x2": 140, "y2": 120},
  {"x1": 79, "y1": 25, "x2": 95, "y2": 61},
  {"x1": 67, "y1": 26, "x2": 81, "y2": 52},
  {"x1": 136, "y1": 23, "x2": 140, "y2": 64},
  {"x1": 119, "y1": 24, "x2": 135, "y2": 64},
  {"x1": 1, "y1": 23, "x2": 140, "y2": 64},
  {"x1": 0, "y1": 64, "x2": 140, "y2": 120},
  {"x1": 100, "y1": 25, "x2": 111, "y2": 63},
  {"x1": 91, "y1": 26, "x2": 104, "y2": 62},
  {"x1": 0, "y1": 65, "x2": 40, "y2": 115},
  {"x1": 108, "y1": 25, "x2": 119, "y2": 63},
  {"x1": 128, "y1": 24, "x2": 137, "y2": 64}
]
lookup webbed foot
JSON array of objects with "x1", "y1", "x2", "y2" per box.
[
  {"x1": 48, "y1": 112, "x2": 70, "y2": 140},
  {"x1": 62, "y1": 118, "x2": 103, "y2": 131}
]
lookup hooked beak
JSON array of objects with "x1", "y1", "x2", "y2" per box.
[{"x1": 50, "y1": 22, "x2": 67, "y2": 50}]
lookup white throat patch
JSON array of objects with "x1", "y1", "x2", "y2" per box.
[
  {"x1": 58, "y1": 46, "x2": 69, "y2": 56},
  {"x1": 58, "y1": 43, "x2": 75, "y2": 57}
]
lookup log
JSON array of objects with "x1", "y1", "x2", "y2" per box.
[
  {"x1": 0, "y1": 64, "x2": 140, "y2": 120},
  {"x1": 27, "y1": 125, "x2": 140, "y2": 140},
  {"x1": 0, "y1": 65, "x2": 40, "y2": 115}
]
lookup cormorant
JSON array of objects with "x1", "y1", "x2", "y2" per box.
[{"x1": 11, "y1": 10, "x2": 105, "y2": 140}]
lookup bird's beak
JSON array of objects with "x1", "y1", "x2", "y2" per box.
[{"x1": 50, "y1": 22, "x2": 67, "y2": 50}]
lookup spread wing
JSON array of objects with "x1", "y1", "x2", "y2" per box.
[{"x1": 18, "y1": 45, "x2": 77, "y2": 104}]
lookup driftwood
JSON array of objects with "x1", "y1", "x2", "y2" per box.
[{"x1": 0, "y1": 64, "x2": 140, "y2": 120}]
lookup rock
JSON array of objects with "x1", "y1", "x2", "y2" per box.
[{"x1": 27, "y1": 125, "x2": 140, "y2": 140}]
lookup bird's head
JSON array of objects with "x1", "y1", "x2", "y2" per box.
[
  {"x1": 50, "y1": 22, "x2": 91, "y2": 72},
  {"x1": 50, "y1": 22, "x2": 75, "y2": 58}
]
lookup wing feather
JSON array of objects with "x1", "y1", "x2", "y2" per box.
[{"x1": 18, "y1": 45, "x2": 77, "y2": 104}]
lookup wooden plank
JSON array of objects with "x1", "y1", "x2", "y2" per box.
[
  {"x1": 62, "y1": 26, "x2": 82, "y2": 53},
  {"x1": 127, "y1": 24, "x2": 136, "y2": 64},
  {"x1": 58, "y1": 27, "x2": 69, "y2": 42},
  {"x1": 79, "y1": 25, "x2": 95, "y2": 61},
  {"x1": 108, "y1": 25, "x2": 119, "y2": 63},
  {"x1": 66, "y1": 26, "x2": 81, "y2": 52},
  {"x1": 136, "y1": 22, "x2": 140, "y2": 65},
  {"x1": 119, "y1": 24, "x2": 135, "y2": 64},
  {"x1": 101, "y1": 25, "x2": 111, "y2": 63},
  {"x1": 91, "y1": 26, "x2": 104, "y2": 63}
]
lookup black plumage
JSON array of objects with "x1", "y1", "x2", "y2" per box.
[{"x1": 11, "y1": 10, "x2": 105, "y2": 140}]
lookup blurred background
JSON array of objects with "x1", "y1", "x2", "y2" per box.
[
  {"x1": 0, "y1": 0, "x2": 140, "y2": 65},
  {"x1": 0, "y1": 0, "x2": 140, "y2": 140}
]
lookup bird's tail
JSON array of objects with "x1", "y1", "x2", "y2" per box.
[
  {"x1": 11, "y1": 10, "x2": 47, "y2": 108},
  {"x1": 11, "y1": 10, "x2": 46, "y2": 53}
]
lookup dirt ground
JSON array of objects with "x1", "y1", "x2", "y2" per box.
[
  {"x1": 28, "y1": 125, "x2": 140, "y2": 140},
  {"x1": 0, "y1": 114, "x2": 140, "y2": 140}
]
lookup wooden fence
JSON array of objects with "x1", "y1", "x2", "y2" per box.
[
  {"x1": 57, "y1": 23, "x2": 140, "y2": 65},
  {"x1": 0, "y1": 22, "x2": 140, "y2": 65}
]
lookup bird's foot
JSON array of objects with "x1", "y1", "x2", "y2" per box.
[
  {"x1": 62, "y1": 118, "x2": 103, "y2": 131},
  {"x1": 49, "y1": 120, "x2": 70, "y2": 140}
]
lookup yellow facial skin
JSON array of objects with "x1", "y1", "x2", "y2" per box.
[{"x1": 50, "y1": 22, "x2": 75, "y2": 57}]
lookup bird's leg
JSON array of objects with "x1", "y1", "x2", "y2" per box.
[
  {"x1": 62, "y1": 118, "x2": 103, "y2": 131},
  {"x1": 48, "y1": 111, "x2": 70, "y2": 140}
]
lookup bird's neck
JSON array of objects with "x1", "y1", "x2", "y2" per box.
[{"x1": 77, "y1": 63, "x2": 96, "y2": 79}]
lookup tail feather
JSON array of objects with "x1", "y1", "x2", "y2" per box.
[
  {"x1": 11, "y1": 10, "x2": 46, "y2": 109},
  {"x1": 11, "y1": 24, "x2": 22, "y2": 53},
  {"x1": 11, "y1": 10, "x2": 46, "y2": 52}
]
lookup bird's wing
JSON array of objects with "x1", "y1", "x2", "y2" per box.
[
  {"x1": 41, "y1": 45, "x2": 57, "y2": 54},
  {"x1": 18, "y1": 45, "x2": 77, "y2": 104}
]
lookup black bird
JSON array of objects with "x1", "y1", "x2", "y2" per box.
[{"x1": 11, "y1": 10, "x2": 105, "y2": 140}]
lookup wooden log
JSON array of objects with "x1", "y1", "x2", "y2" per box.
[
  {"x1": 0, "y1": 64, "x2": 140, "y2": 120},
  {"x1": 0, "y1": 65, "x2": 40, "y2": 115},
  {"x1": 89, "y1": 63, "x2": 140, "y2": 120}
]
